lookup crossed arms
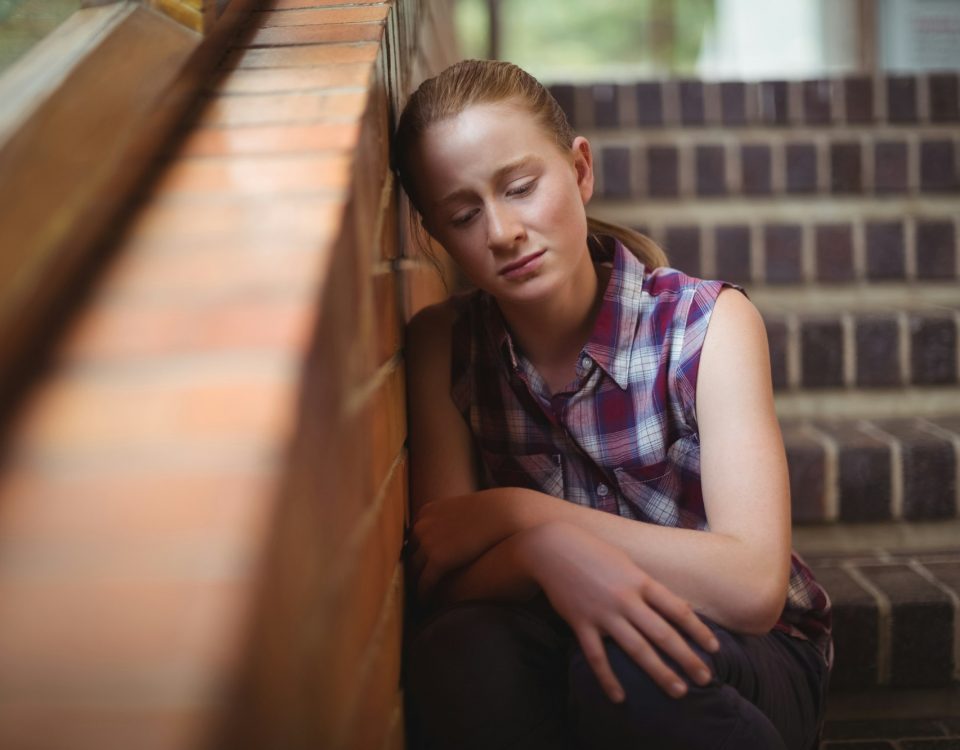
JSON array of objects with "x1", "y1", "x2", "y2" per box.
[{"x1": 405, "y1": 288, "x2": 792, "y2": 702}]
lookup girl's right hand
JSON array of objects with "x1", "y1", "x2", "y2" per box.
[{"x1": 517, "y1": 520, "x2": 721, "y2": 703}]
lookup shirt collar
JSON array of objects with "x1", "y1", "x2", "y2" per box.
[{"x1": 484, "y1": 235, "x2": 644, "y2": 391}]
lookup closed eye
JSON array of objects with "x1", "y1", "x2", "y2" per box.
[
  {"x1": 451, "y1": 209, "x2": 478, "y2": 227},
  {"x1": 507, "y1": 180, "x2": 536, "y2": 197}
]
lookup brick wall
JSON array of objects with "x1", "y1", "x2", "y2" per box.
[{"x1": 0, "y1": 1, "x2": 455, "y2": 748}]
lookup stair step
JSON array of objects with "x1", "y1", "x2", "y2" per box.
[
  {"x1": 757, "y1": 305, "x2": 959, "y2": 393},
  {"x1": 782, "y1": 416, "x2": 959, "y2": 524},
  {"x1": 776, "y1": 388, "x2": 960, "y2": 421},
  {"x1": 799, "y1": 548, "x2": 960, "y2": 691},
  {"x1": 591, "y1": 201, "x2": 958, "y2": 287},
  {"x1": 550, "y1": 73, "x2": 960, "y2": 132},
  {"x1": 587, "y1": 129, "x2": 959, "y2": 202}
]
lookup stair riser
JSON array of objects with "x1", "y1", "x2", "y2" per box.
[
  {"x1": 551, "y1": 74, "x2": 960, "y2": 131},
  {"x1": 785, "y1": 418, "x2": 960, "y2": 524},
  {"x1": 810, "y1": 556, "x2": 960, "y2": 691},
  {"x1": 764, "y1": 310, "x2": 959, "y2": 392},
  {"x1": 630, "y1": 215, "x2": 959, "y2": 286}
]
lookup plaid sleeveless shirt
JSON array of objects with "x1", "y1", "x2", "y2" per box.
[{"x1": 449, "y1": 235, "x2": 833, "y2": 667}]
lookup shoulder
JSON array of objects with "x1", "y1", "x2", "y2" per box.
[{"x1": 701, "y1": 286, "x2": 765, "y2": 354}]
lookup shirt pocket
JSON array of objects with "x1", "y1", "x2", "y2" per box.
[
  {"x1": 480, "y1": 450, "x2": 565, "y2": 499},
  {"x1": 613, "y1": 459, "x2": 682, "y2": 526}
]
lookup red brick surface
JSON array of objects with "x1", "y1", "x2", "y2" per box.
[{"x1": 0, "y1": 0, "x2": 455, "y2": 748}]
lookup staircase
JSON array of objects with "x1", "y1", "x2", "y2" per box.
[{"x1": 555, "y1": 72, "x2": 960, "y2": 745}]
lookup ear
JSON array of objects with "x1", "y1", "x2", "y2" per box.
[{"x1": 570, "y1": 136, "x2": 594, "y2": 205}]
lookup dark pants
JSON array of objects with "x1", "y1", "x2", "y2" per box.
[{"x1": 403, "y1": 594, "x2": 829, "y2": 750}]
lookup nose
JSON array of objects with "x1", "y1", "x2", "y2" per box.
[{"x1": 485, "y1": 200, "x2": 525, "y2": 252}]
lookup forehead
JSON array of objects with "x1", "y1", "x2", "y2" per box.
[{"x1": 413, "y1": 101, "x2": 567, "y2": 190}]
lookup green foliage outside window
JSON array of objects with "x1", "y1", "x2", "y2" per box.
[{"x1": 456, "y1": 0, "x2": 716, "y2": 81}]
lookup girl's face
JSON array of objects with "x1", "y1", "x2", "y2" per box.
[{"x1": 411, "y1": 100, "x2": 595, "y2": 305}]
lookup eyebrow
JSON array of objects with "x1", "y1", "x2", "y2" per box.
[{"x1": 433, "y1": 155, "x2": 543, "y2": 208}]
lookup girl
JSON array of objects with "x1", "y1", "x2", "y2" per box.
[{"x1": 394, "y1": 59, "x2": 832, "y2": 750}]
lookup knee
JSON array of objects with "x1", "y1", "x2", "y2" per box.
[{"x1": 567, "y1": 637, "x2": 733, "y2": 749}]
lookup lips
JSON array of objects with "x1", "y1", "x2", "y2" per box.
[{"x1": 499, "y1": 249, "x2": 546, "y2": 276}]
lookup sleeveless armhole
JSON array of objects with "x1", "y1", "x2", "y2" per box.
[
  {"x1": 448, "y1": 293, "x2": 474, "y2": 421},
  {"x1": 674, "y1": 280, "x2": 748, "y2": 433}
]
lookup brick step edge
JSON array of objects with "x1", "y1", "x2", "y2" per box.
[
  {"x1": 635, "y1": 215, "x2": 958, "y2": 287},
  {"x1": 784, "y1": 417, "x2": 960, "y2": 524},
  {"x1": 550, "y1": 73, "x2": 960, "y2": 131},
  {"x1": 803, "y1": 548, "x2": 960, "y2": 692},
  {"x1": 761, "y1": 307, "x2": 959, "y2": 392},
  {"x1": 590, "y1": 135, "x2": 960, "y2": 203}
]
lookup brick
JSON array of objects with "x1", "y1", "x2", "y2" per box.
[
  {"x1": 213, "y1": 64, "x2": 371, "y2": 95},
  {"x1": 256, "y1": 6, "x2": 389, "y2": 26},
  {"x1": 757, "y1": 80, "x2": 789, "y2": 125},
  {"x1": 591, "y1": 84, "x2": 619, "y2": 128},
  {"x1": 764, "y1": 317, "x2": 788, "y2": 389},
  {"x1": 180, "y1": 122, "x2": 362, "y2": 157},
  {"x1": 815, "y1": 421, "x2": 892, "y2": 522},
  {"x1": 887, "y1": 75, "x2": 918, "y2": 123},
  {"x1": 785, "y1": 143, "x2": 817, "y2": 193},
  {"x1": 855, "y1": 316, "x2": 901, "y2": 387},
  {"x1": 719, "y1": 82, "x2": 746, "y2": 126},
  {"x1": 815, "y1": 224, "x2": 855, "y2": 283},
  {"x1": 245, "y1": 21, "x2": 383, "y2": 46},
  {"x1": 800, "y1": 318, "x2": 844, "y2": 388},
  {"x1": 678, "y1": 80, "x2": 705, "y2": 125},
  {"x1": 915, "y1": 220, "x2": 957, "y2": 279},
  {"x1": 548, "y1": 84, "x2": 576, "y2": 128},
  {"x1": 714, "y1": 225, "x2": 751, "y2": 284},
  {"x1": 647, "y1": 146, "x2": 678, "y2": 198},
  {"x1": 740, "y1": 145, "x2": 771, "y2": 196},
  {"x1": 808, "y1": 567, "x2": 878, "y2": 690},
  {"x1": 902, "y1": 740, "x2": 960, "y2": 749},
  {"x1": 844, "y1": 76, "x2": 874, "y2": 123},
  {"x1": 60, "y1": 295, "x2": 316, "y2": 364},
  {"x1": 663, "y1": 225, "x2": 700, "y2": 277},
  {"x1": 232, "y1": 43, "x2": 379, "y2": 69},
  {"x1": 874, "y1": 420, "x2": 956, "y2": 519},
  {"x1": 373, "y1": 272, "x2": 401, "y2": 368},
  {"x1": 782, "y1": 424, "x2": 826, "y2": 522},
  {"x1": 802, "y1": 79, "x2": 832, "y2": 124},
  {"x1": 831, "y1": 141, "x2": 863, "y2": 193},
  {"x1": 634, "y1": 82, "x2": 664, "y2": 127},
  {"x1": 269, "y1": 0, "x2": 387, "y2": 6},
  {"x1": 923, "y1": 562, "x2": 960, "y2": 604},
  {"x1": 0, "y1": 464, "x2": 272, "y2": 550},
  {"x1": 695, "y1": 144, "x2": 725, "y2": 196},
  {"x1": 929, "y1": 72, "x2": 960, "y2": 122},
  {"x1": 865, "y1": 221, "x2": 906, "y2": 280},
  {"x1": 910, "y1": 314, "x2": 958, "y2": 385},
  {"x1": 859, "y1": 564, "x2": 953, "y2": 687},
  {"x1": 763, "y1": 224, "x2": 803, "y2": 284},
  {"x1": 601, "y1": 146, "x2": 632, "y2": 198},
  {"x1": 157, "y1": 154, "x2": 352, "y2": 195},
  {"x1": 920, "y1": 140, "x2": 957, "y2": 192},
  {"x1": 825, "y1": 718, "x2": 947, "y2": 740},
  {"x1": 200, "y1": 91, "x2": 368, "y2": 127},
  {"x1": 873, "y1": 140, "x2": 908, "y2": 193}
]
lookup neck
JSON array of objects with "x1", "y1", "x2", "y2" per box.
[{"x1": 497, "y1": 246, "x2": 608, "y2": 372}]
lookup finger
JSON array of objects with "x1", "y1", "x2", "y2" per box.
[
  {"x1": 575, "y1": 626, "x2": 625, "y2": 704},
  {"x1": 646, "y1": 580, "x2": 720, "y2": 654},
  {"x1": 622, "y1": 601, "x2": 712, "y2": 688},
  {"x1": 605, "y1": 617, "x2": 691, "y2": 698}
]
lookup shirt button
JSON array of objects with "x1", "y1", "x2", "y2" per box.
[
  {"x1": 580, "y1": 356, "x2": 592, "y2": 370},
  {"x1": 597, "y1": 483, "x2": 609, "y2": 497}
]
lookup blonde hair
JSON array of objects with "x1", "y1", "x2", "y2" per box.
[{"x1": 392, "y1": 59, "x2": 669, "y2": 269}]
